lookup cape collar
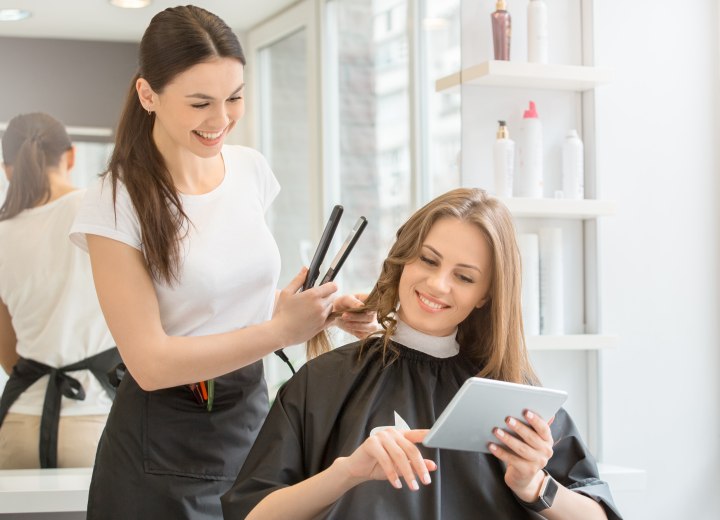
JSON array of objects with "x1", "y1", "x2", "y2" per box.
[{"x1": 392, "y1": 319, "x2": 460, "y2": 359}]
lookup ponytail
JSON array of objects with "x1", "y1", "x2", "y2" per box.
[
  {"x1": 0, "y1": 113, "x2": 72, "y2": 221},
  {"x1": 107, "y1": 76, "x2": 188, "y2": 285}
]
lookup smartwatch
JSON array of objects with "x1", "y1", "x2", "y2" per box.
[{"x1": 517, "y1": 471, "x2": 558, "y2": 512}]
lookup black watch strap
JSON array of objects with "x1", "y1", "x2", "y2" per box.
[{"x1": 517, "y1": 471, "x2": 559, "y2": 512}]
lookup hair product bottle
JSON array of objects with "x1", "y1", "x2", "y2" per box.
[
  {"x1": 514, "y1": 101, "x2": 543, "y2": 198},
  {"x1": 562, "y1": 129, "x2": 584, "y2": 200},
  {"x1": 539, "y1": 227, "x2": 564, "y2": 335},
  {"x1": 493, "y1": 121, "x2": 515, "y2": 197},
  {"x1": 518, "y1": 233, "x2": 540, "y2": 336},
  {"x1": 491, "y1": 0, "x2": 511, "y2": 61},
  {"x1": 527, "y1": 0, "x2": 548, "y2": 63}
]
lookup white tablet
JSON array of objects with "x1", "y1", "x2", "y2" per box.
[{"x1": 423, "y1": 377, "x2": 568, "y2": 453}]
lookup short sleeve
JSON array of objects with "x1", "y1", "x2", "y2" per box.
[
  {"x1": 252, "y1": 150, "x2": 281, "y2": 212},
  {"x1": 69, "y1": 176, "x2": 142, "y2": 252}
]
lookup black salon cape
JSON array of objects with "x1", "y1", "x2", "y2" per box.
[{"x1": 222, "y1": 340, "x2": 623, "y2": 519}]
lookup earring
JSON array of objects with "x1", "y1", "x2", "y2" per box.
[{"x1": 147, "y1": 109, "x2": 152, "y2": 116}]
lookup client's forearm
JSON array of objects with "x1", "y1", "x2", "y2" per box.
[
  {"x1": 246, "y1": 458, "x2": 363, "y2": 520},
  {"x1": 540, "y1": 485, "x2": 608, "y2": 520}
]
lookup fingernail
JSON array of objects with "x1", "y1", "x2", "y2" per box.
[
  {"x1": 507, "y1": 417, "x2": 516, "y2": 427},
  {"x1": 526, "y1": 410, "x2": 534, "y2": 419},
  {"x1": 422, "y1": 473, "x2": 431, "y2": 485},
  {"x1": 489, "y1": 443, "x2": 497, "y2": 451},
  {"x1": 496, "y1": 428, "x2": 505, "y2": 437},
  {"x1": 393, "y1": 479, "x2": 402, "y2": 489},
  {"x1": 410, "y1": 480, "x2": 419, "y2": 491}
]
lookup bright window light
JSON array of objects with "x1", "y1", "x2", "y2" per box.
[
  {"x1": 109, "y1": 0, "x2": 152, "y2": 8},
  {"x1": 0, "y1": 9, "x2": 31, "y2": 21}
]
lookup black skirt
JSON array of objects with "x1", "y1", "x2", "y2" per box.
[{"x1": 87, "y1": 360, "x2": 268, "y2": 520}]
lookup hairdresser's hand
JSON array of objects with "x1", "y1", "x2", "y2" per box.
[
  {"x1": 272, "y1": 268, "x2": 338, "y2": 347},
  {"x1": 334, "y1": 428, "x2": 436, "y2": 491},
  {"x1": 331, "y1": 293, "x2": 379, "y2": 339},
  {"x1": 488, "y1": 410, "x2": 555, "y2": 502}
]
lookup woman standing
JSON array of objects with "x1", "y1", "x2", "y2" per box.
[
  {"x1": 70, "y1": 5, "x2": 370, "y2": 519},
  {"x1": 0, "y1": 113, "x2": 118, "y2": 469}
]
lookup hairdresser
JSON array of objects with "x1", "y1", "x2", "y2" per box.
[
  {"x1": 0, "y1": 112, "x2": 119, "y2": 469},
  {"x1": 69, "y1": 6, "x2": 373, "y2": 519}
]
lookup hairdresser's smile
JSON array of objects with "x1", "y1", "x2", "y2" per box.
[
  {"x1": 144, "y1": 57, "x2": 245, "y2": 160},
  {"x1": 192, "y1": 126, "x2": 230, "y2": 147},
  {"x1": 398, "y1": 217, "x2": 492, "y2": 337}
]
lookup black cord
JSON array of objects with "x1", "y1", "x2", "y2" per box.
[{"x1": 274, "y1": 349, "x2": 296, "y2": 375}]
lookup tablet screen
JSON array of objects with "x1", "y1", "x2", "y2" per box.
[{"x1": 423, "y1": 377, "x2": 568, "y2": 453}]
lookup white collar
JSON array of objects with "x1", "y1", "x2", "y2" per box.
[{"x1": 391, "y1": 319, "x2": 460, "y2": 358}]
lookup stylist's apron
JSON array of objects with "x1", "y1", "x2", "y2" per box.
[
  {"x1": 86, "y1": 360, "x2": 269, "y2": 520},
  {"x1": 0, "y1": 348, "x2": 121, "y2": 468}
]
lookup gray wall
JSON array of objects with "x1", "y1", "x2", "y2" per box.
[{"x1": 0, "y1": 37, "x2": 138, "y2": 130}]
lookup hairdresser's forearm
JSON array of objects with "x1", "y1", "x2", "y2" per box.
[
  {"x1": 130, "y1": 319, "x2": 285, "y2": 390},
  {"x1": 247, "y1": 458, "x2": 363, "y2": 520},
  {"x1": 87, "y1": 234, "x2": 287, "y2": 390}
]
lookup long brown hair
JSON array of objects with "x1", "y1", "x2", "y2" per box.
[
  {"x1": 109, "y1": 5, "x2": 246, "y2": 284},
  {"x1": 0, "y1": 113, "x2": 72, "y2": 221},
  {"x1": 310, "y1": 188, "x2": 538, "y2": 385}
]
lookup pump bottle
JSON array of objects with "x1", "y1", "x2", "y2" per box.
[
  {"x1": 491, "y1": 0, "x2": 511, "y2": 61},
  {"x1": 493, "y1": 121, "x2": 515, "y2": 197}
]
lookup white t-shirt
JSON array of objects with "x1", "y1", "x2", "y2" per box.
[
  {"x1": 70, "y1": 145, "x2": 281, "y2": 346},
  {"x1": 0, "y1": 190, "x2": 115, "y2": 416}
]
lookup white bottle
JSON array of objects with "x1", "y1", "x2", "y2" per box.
[
  {"x1": 562, "y1": 129, "x2": 584, "y2": 200},
  {"x1": 493, "y1": 121, "x2": 515, "y2": 197},
  {"x1": 514, "y1": 101, "x2": 543, "y2": 198},
  {"x1": 539, "y1": 227, "x2": 564, "y2": 335},
  {"x1": 527, "y1": 0, "x2": 548, "y2": 64},
  {"x1": 518, "y1": 233, "x2": 540, "y2": 336}
]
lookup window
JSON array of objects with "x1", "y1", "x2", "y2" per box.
[{"x1": 324, "y1": 0, "x2": 413, "y2": 295}]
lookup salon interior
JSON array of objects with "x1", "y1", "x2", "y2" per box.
[{"x1": 0, "y1": 1, "x2": 718, "y2": 519}]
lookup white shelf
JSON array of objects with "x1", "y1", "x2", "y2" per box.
[
  {"x1": 597, "y1": 463, "x2": 647, "y2": 492},
  {"x1": 499, "y1": 197, "x2": 616, "y2": 219},
  {"x1": 0, "y1": 467, "x2": 91, "y2": 513},
  {"x1": 527, "y1": 334, "x2": 618, "y2": 351},
  {"x1": 435, "y1": 61, "x2": 613, "y2": 92}
]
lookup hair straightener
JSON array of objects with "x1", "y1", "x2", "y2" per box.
[{"x1": 275, "y1": 205, "x2": 368, "y2": 374}]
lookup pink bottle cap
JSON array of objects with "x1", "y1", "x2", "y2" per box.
[{"x1": 523, "y1": 101, "x2": 539, "y2": 119}]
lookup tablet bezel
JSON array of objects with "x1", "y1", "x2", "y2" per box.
[{"x1": 422, "y1": 377, "x2": 568, "y2": 453}]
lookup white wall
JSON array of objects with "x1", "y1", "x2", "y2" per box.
[{"x1": 595, "y1": 1, "x2": 720, "y2": 519}]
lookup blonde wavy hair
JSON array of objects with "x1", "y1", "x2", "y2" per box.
[{"x1": 309, "y1": 188, "x2": 538, "y2": 385}]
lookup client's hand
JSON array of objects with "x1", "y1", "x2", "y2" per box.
[
  {"x1": 488, "y1": 410, "x2": 555, "y2": 502},
  {"x1": 331, "y1": 293, "x2": 379, "y2": 339},
  {"x1": 336, "y1": 428, "x2": 436, "y2": 491}
]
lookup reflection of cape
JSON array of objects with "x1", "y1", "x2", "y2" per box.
[{"x1": 222, "y1": 338, "x2": 623, "y2": 520}]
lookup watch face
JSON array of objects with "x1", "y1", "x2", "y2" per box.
[{"x1": 540, "y1": 474, "x2": 559, "y2": 509}]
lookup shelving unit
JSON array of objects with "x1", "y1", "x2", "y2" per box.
[
  {"x1": 449, "y1": 0, "x2": 645, "y2": 496},
  {"x1": 435, "y1": 60, "x2": 613, "y2": 93},
  {"x1": 500, "y1": 197, "x2": 615, "y2": 219},
  {"x1": 527, "y1": 334, "x2": 617, "y2": 351},
  {"x1": 597, "y1": 464, "x2": 647, "y2": 493}
]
